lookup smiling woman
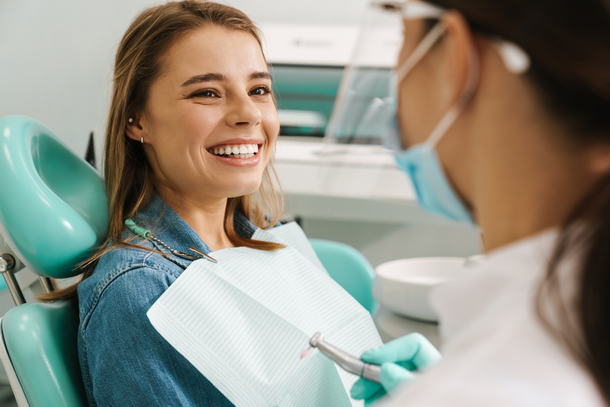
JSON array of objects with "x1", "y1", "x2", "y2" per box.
[
  {"x1": 39, "y1": 1, "x2": 292, "y2": 405},
  {"x1": 121, "y1": 21, "x2": 283, "y2": 232}
]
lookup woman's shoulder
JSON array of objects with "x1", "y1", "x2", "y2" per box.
[{"x1": 77, "y1": 243, "x2": 182, "y2": 329}]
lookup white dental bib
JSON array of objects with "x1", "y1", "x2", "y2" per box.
[{"x1": 147, "y1": 222, "x2": 382, "y2": 406}]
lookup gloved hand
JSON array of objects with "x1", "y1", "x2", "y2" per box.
[{"x1": 350, "y1": 333, "x2": 441, "y2": 405}]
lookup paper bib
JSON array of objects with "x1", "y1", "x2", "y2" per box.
[{"x1": 147, "y1": 222, "x2": 381, "y2": 406}]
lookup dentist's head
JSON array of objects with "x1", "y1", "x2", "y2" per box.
[
  {"x1": 393, "y1": 0, "x2": 610, "y2": 246},
  {"x1": 392, "y1": 0, "x2": 610, "y2": 401},
  {"x1": 104, "y1": 1, "x2": 282, "y2": 247}
]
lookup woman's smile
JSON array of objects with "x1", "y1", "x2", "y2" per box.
[{"x1": 205, "y1": 140, "x2": 264, "y2": 167}]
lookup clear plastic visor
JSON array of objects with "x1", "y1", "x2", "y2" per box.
[{"x1": 323, "y1": 0, "x2": 444, "y2": 152}]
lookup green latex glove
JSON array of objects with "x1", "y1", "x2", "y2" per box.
[{"x1": 350, "y1": 333, "x2": 441, "y2": 405}]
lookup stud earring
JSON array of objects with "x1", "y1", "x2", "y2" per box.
[
  {"x1": 140, "y1": 136, "x2": 144, "y2": 144},
  {"x1": 128, "y1": 117, "x2": 134, "y2": 124}
]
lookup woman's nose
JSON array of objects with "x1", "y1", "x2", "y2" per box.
[{"x1": 225, "y1": 95, "x2": 262, "y2": 127}]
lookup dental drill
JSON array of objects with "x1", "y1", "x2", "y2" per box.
[{"x1": 308, "y1": 332, "x2": 382, "y2": 383}]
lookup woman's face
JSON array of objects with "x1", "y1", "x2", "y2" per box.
[{"x1": 130, "y1": 25, "x2": 279, "y2": 201}]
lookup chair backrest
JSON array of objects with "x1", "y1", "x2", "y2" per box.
[
  {"x1": 1, "y1": 302, "x2": 85, "y2": 406},
  {"x1": 310, "y1": 238, "x2": 377, "y2": 314},
  {"x1": 0, "y1": 115, "x2": 108, "y2": 406}
]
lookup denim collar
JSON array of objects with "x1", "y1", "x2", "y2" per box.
[{"x1": 129, "y1": 194, "x2": 256, "y2": 267}]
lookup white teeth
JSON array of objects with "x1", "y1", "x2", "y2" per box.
[{"x1": 209, "y1": 143, "x2": 261, "y2": 158}]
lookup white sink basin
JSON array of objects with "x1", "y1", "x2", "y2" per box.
[{"x1": 374, "y1": 257, "x2": 466, "y2": 322}]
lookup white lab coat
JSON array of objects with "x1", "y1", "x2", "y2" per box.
[{"x1": 382, "y1": 230, "x2": 604, "y2": 406}]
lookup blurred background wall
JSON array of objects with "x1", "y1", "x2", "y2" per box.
[{"x1": 0, "y1": 0, "x2": 368, "y2": 157}]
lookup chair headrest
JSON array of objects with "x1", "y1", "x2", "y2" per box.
[{"x1": 0, "y1": 115, "x2": 108, "y2": 278}]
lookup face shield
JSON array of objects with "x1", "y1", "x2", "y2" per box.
[
  {"x1": 323, "y1": 0, "x2": 444, "y2": 152},
  {"x1": 319, "y1": 0, "x2": 529, "y2": 224},
  {"x1": 298, "y1": 1, "x2": 449, "y2": 225}
]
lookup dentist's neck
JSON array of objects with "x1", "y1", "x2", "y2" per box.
[
  {"x1": 156, "y1": 185, "x2": 234, "y2": 251},
  {"x1": 472, "y1": 98, "x2": 594, "y2": 253},
  {"x1": 456, "y1": 45, "x2": 596, "y2": 253}
]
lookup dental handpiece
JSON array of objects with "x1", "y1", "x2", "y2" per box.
[{"x1": 309, "y1": 332, "x2": 382, "y2": 384}]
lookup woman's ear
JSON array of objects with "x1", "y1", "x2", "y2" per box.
[
  {"x1": 125, "y1": 116, "x2": 147, "y2": 143},
  {"x1": 439, "y1": 11, "x2": 479, "y2": 105}
]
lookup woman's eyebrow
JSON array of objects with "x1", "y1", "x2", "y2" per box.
[
  {"x1": 181, "y1": 73, "x2": 224, "y2": 87},
  {"x1": 250, "y1": 71, "x2": 272, "y2": 81},
  {"x1": 180, "y1": 71, "x2": 272, "y2": 87}
]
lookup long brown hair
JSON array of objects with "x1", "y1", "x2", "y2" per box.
[
  {"x1": 426, "y1": 0, "x2": 610, "y2": 402},
  {"x1": 45, "y1": 1, "x2": 284, "y2": 300}
]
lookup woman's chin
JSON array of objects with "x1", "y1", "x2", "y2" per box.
[{"x1": 223, "y1": 180, "x2": 263, "y2": 199}]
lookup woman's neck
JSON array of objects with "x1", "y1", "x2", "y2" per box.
[{"x1": 156, "y1": 186, "x2": 234, "y2": 251}]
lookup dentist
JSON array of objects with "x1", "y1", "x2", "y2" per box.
[{"x1": 331, "y1": 0, "x2": 610, "y2": 405}]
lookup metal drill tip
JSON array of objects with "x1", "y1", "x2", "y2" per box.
[{"x1": 309, "y1": 332, "x2": 323, "y2": 347}]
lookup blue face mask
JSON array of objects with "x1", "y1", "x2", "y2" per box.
[
  {"x1": 394, "y1": 138, "x2": 474, "y2": 223},
  {"x1": 390, "y1": 21, "x2": 476, "y2": 225}
]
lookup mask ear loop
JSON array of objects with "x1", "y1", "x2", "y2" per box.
[
  {"x1": 393, "y1": 22, "x2": 448, "y2": 151},
  {"x1": 425, "y1": 22, "x2": 481, "y2": 149},
  {"x1": 393, "y1": 17, "x2": 480, "y2": 149},
  {"x1": 396, "y1": 22, "x2": 447, "y2": 80},
  {"x1": 393, "y1": 1, "x2": 484, "y2": 149}
]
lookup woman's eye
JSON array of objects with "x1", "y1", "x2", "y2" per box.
[
  {"x1": 249, "y1": 86, "x2": 272, "y2": 96},
  {"x1": 189, "y1": 89, "x2": 220, "y2": 98}
]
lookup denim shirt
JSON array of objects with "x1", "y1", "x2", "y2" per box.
[{"x1": 77, "y1": 194, "x2": 256, "y2": 406}]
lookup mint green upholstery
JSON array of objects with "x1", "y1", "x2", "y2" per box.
[
  {"x1": 0, "y1": 115, "x2": 107, "y2": 406},
  {"x1": 0, "y1": 115, "x2": 108, "y2": 279},
  {"x1": 310, "y1": 239, "x2": 377, "y2": 314},
  {"x1": 2, "y1": 302, "x2": 87, "y2": 406}
]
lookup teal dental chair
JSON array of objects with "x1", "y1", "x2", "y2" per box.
[
  {"x1": 310, "y1": 239, "x2": 377, "y2": 314},
  {"x1": 0, "y1": 115, "x2": 108, "y2": 407},
  {"x1": 0, "y1": 115, "x2": 376, "y2": 406}
]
